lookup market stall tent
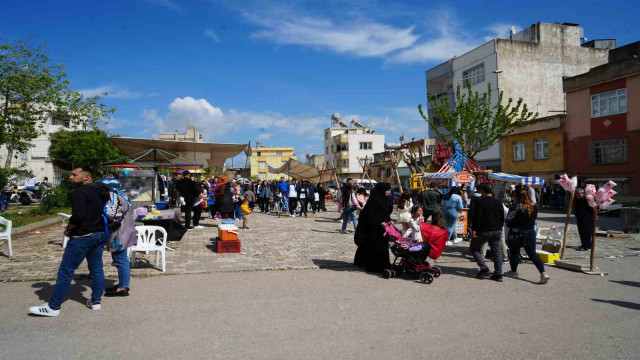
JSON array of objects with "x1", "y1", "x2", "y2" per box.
[
  {"x1": 268, "y1": 158, "x2": 320, "y2": 181},
  {"x1": 488, "y1": 172, "x2": 545, "y2": 186}
]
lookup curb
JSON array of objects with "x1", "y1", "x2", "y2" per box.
[{"x1": 11, "y1": 216, "x2": 64, "y2": 236}]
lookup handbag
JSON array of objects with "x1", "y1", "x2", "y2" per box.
[{"x1": 507, "y1": 230, "x2": 525, "y2": 248}]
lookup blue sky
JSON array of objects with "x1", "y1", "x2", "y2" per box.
[{"x1": 2, "y1": 0, "x2": 639, "y2": 165}]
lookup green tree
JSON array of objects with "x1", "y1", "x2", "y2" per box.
[
  {"x1": 419, "y1": 83, "x2": 537, "y2": 160},
  {"x1": 0, "y1": 38, "x2": 113, "y2": 168},
  {"x1": 49, "y1": 129, "x2": 121, "y2": 176}
]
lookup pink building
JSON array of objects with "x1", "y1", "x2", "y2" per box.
[{"x1": 563, "y1": 42, "x2": 640, "y2": 200}]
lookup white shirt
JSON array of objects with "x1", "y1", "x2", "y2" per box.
[
  {"x1": 289, "y1": 184, "x2": 298, "y2": 198},
  {"x1": 528, "y1": 187, "x2": 537, "y2": 205}
]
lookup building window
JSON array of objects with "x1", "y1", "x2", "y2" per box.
[
  {"x1": 258, "y1": 161, "x2": 266, "y2": 169},
  {"x1": 331, "y1": 145, "x2": 335, "y2": 152},
  {"x1": 359, "y1": 142, "x2": 372, "y2": 150},
  {"x1": 275, "y1": 152, "x2": 282, "y2": 157},
  {"x1": 20, "y1": 151, "x2": 28, "y2": 160},
  {"x1": 325, "y1": 132, "x2": 329, "y2": 140},
  {"x1": 591, "y1": 89, "x2": 626, "y2": 118},
  {"x1": 258, "y1": 173, "x2": 266, "y2": 180},
  {"x1": 51, "y1": 116, "x2": 70, "y2": 127},
  {"x1": 462, "y1": 63, "x2": 485, "y2": 88},
  {"x1": 325, "y1": 146, "x2": 328, "y2": 154},
  {"x1": 257, "y1": 152, "x2": 261, "y2": 156},
  {"x1": 590, "y1": 138, "x2": 628, "y2": 165},
  {"x1": 513, "y1": 141, "x2": 525, "y2": 161},
  {"x1": 534, "y1": 138, "x2": 548, "y2": 159}
]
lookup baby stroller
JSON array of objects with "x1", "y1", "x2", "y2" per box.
[{"x1": 382, "y1": 221, "x2": 449, "y2": 284}]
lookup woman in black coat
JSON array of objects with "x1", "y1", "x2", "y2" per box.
[{"x1": 353, "y1": 182, "x2": 392, "y2": 273}]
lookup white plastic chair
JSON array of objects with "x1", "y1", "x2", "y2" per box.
[
  {"x1": 128, "y1": 226, "x2": 167, "y2": 272},
  {"x1": 58, "y1": 213, "x2": 72, "y2": 248},
  {"x1": 0, "y1": 216, "x2": 13, "y2": 258}
]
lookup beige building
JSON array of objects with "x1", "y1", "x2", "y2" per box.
[
  {"x1": 158, "y1": 125, "x2": 203, "y2": 142},
  {"x1": 249, "y1": 146, "x2": 296, "y2": 181}
]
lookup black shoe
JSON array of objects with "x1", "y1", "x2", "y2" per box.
[
  {"x1": 490, "y1": 273, "x2": 503, "y2": 282},
  {"x1": 576, "y1": 246, "x2": 590, "y2": 251},
  {"x1": 105, "y1": 284, "x2": 119, "y2": 293},
  {"x1": 475, "y1": 268, "x2": 490, "y2": 279},
  {"x1": 104, "y1": 289, "x2": 129, "y2": 297}
]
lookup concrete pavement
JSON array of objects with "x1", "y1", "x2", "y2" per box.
[{"x1": 1, "y1": 205, "x2": 639, "y2": 281}]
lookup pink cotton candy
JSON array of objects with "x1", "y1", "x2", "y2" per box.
[
  {"x1": 586, "y1": 194, "x2": 597, "y2": 207},
  {"x1": 601, "y1": 181, "x2": 617, "y2": 192},
  {"x1": 599, "y1": 198, "x2": 616, "y2": 210},
  {"x1": 568, "y1": 176, "x2": 578, "y2": 192}
]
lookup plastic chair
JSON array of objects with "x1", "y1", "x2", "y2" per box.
[
  {"x1": 128, "y1": 226, "x2": 167, "y2": 272},
  {"x1": 58, "y1": 213, "x2": 72, "y2": 248},
  {"x1": 0, "y1": 216, "x2": 13, "y2": 258}
]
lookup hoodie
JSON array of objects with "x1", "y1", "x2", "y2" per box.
[{"x1": 68, "y1": 182, "x2": 111, "y2": 237}]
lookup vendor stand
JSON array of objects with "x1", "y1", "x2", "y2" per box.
[
  {"x1": 106, "y1": 137, "x2": 251, "y2": 241},
  {"x1": 422, "y1": 171, "x2": 475, "y2": 239}
]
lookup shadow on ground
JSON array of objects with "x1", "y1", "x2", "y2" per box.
[
  {"x1": 609, "y1": 280, "x2": 640, "y2": 288},
  {"x1": 592, "y1": 299, "x2": 640, "y2": 310},
  {"x1": 31, "y1": 278, "x2": 118, "y2": 306}
]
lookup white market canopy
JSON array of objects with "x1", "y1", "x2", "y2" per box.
[
  {"x1": 110, "y1": 137, "x2": 251, "y2": 168},
  {"x1": 268, "y1": 158, "x2": 320, "y2": 180},
  {"x1": 488, "y1": 172, "x2": 545, "y2": 186}
]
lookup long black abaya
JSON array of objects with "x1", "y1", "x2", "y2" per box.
[{"x1": 354, "y1": 183, "x2": 392, "y2": 273}]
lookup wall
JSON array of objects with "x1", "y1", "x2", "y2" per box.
[
  {"x1": 347, "y1": 133, "x2": 385, "y2": 174},
  {"x1": 249, "y1": 147, "x2": 295, "y2": 180},
  {"x1": 501, "y1": 124, "x2": 565, "y2": 177}
]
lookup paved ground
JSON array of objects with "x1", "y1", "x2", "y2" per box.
[
  {"x1": 0, "y1": 204, "x2": 639, "y2": 281},
  {"x1": 1, "y1": 256, "x2": 638, "y2": 359}
]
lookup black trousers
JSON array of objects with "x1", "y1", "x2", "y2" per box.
[
  {"x1": 577, "y1": 215, "x2": 593, "y2": 248},
  {"x1": 424, "y1": 211, "x2": 441, "y2": 225},
  {"x1": 184, "y1": 202, "x2": 203, "y2": 228},
  {"x1": 318, "y1": 197, "x2": 327, "y2": 211},
  {"x1": 288, "y1": 198, "x2": 298, "y2": 215},
  {"x1": 309, "y1": 199, "x2": 316, "y2": 213},
  {"x1": 299, "y1": 199, "x2": 308, "y2": 215}
]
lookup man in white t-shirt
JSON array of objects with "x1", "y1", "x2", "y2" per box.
[
  {"x1": 526, "y1": 185, "x2": 537, "y2": 205},
  {"x1": 288, "y1": 178, "x2": 299, "y2": 217}
]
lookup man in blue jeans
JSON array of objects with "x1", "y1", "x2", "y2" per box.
[{"x1": 29, "y1": 167, "x2": 110, "y2": 316}]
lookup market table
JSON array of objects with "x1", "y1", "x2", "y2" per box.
[{"x1": 136, "y1": 209, "x2": 187, "y2": 242}]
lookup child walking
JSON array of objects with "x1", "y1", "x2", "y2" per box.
[{"x1": 241, "y1": 199, "x2": 252, "y2": 229}]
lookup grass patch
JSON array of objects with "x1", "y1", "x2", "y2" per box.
[{"x1": 0, "y1": 207, "x2": 71, "y2": 228}]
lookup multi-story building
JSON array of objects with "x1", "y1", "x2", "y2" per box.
[
  {"x1": 158, "y1": 125, "x2": 203, "y2": 142},
  {"x1": 323, "y1": 117, "x2": 385, "y2": 180},
  {"x1": 306, "y1": 154, "x2": 325, "y2": 167},
  {"x1": 249, "y1": 146, "x2": 296, "y2": 181},
  {"x1": 500, "y1": 114, "x2": 565, "y2": 182},
  {"x1": 426, "y1": 22, "x2": 613, "y2": 171},
  {"x1": 563, "y1": 41, "x2": 640, "y2": 200},
  {"x1": 0, "y1": 115, "x2": 82, "y2": 184}
]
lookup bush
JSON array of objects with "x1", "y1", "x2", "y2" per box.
[{"x1": 39, "y1": 181, "x2": 73, "y2": 212}]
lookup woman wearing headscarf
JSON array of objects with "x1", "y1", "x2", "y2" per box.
[
  {"x1": 216, "y1": 175, "x2": 234, "y2": 218},
  {"x1": 353, "y1": 182, "x2": 392, "y2": 273}
]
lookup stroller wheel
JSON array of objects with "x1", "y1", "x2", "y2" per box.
[
  {"x1": 433, "y1": 268, "x2": 442, "y2": 278},
  {"x1": 420, "y1": 273, "x2": 434, "y2": 284},
  {"x1": 383, "y1": 269, "x2": 392, "y2": 279},
  {"x1": 390, "y1": 269, "x2": 397, "y2": 278}
]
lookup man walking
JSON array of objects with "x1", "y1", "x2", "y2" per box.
[
  {"x1": 176, "y1": 170, "x2": 203, "y2": 229},
  {"x1": 469, "y1": 184, "x2": 505, "y2": 281},
  {"x1": 420, "y1": 182, "x2": 443, "y2": 225},
  {"x1": 29, "y1": 167, "x2": 111, "y2": 316},
  {"x1": 288, "y1": 178, "x2": 299, "y2": 217},
  {"x1": 574, "y1": 188, "x2": 593, "y2": 251}
]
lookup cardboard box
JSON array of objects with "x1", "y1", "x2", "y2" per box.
[
  {"x1": 218, "y1": 224, "x2": 239, "y2": 241},
  {"x1": 536, "y1": 250, "x2": 560, "y2": 264},
  {"x1": 542, "y1": 244, "x2": 561, "y2": 253}
]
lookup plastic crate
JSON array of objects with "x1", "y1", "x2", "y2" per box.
[
  {"x1": 536, "y1": 250, "x2": 560, "y2": 264},
  {"x1": 216, "y1": 238, "x2": 241, "y2": 253}
]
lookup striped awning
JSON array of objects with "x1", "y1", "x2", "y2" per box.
[
  {"x1": 489, "y1": 172, "x2": 544, "y2": 186},
  {"x1": 422, "y1": 172, "x2": 456, "y2": 179}
]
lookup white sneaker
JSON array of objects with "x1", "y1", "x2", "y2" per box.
[
  {"x1": 29, "y1": 303, "x2": 60, "y2": 317},
  {"x1": 446, "y1": 241, "x2": 453, "y2": 246},
  {"x1": 453, "y1": 238, "x2": 463, "y2": 244},
  {"x1": 504, "y1": 271, "x2": 519, "y2": 278},
  {"x1": 291, "y1": 214, "x2": 296, "y2": 218},
  {"x1": 194, "y1": 225, "x2": 205, "y2": 229},
  {"x1": 539, "y1": 272, "x2": 550, "y2": 284},
  {"x1": 86, "y1": 300, "x2": 101, "y2": 311}
]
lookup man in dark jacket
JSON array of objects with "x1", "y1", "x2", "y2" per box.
[
  {"x1": 306, "y1": 181, "x2": 317, "y2": 214},
  {"x1": 469, "y1": 183, "x2": 505, "y2": 281},
  {"x1": 29, "y1": 166, "x2": 110, "y2": 316},
  {"x1": 574, "y1": 188, "x2": 593, "y2": 251},
  {"x1": 175, "y1": 170, "x2": 203, "y2": 229},
  {"x1": 420, "y1": 182, "x2": 443, "y2": 225}
]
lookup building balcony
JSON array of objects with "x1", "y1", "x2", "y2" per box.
[
  {"x1": 335, "y1": 150, "x2": 349, "y2": 160},
  {"x1": 333, "y1": 134, "x2": 349, "y2": 144}
]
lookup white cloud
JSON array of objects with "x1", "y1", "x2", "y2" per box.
[
  {"x1": 204, "y1": 29, "x2": 221, "y2": 43},
  {"x1": 78, "y1": 85, "x2": 146, "y2": 100},
  {"x1": 150, "y1": 97, "x2": 225, "y2": 138},
  {"x1": 257, "y1": 133, "x2": 272, "y2": 140},
  {"x1": 249, "y1": 15, "x2": 420, "y2": 58},
  {"x1": 483, "y1": 23, "x2": 522, "y2": 42}
]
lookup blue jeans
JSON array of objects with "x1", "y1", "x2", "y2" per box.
[
  {"x1": 342, "y1": 207, "x2": 358, "y2": 231},
  {"x1": 111, "y1": 249, "x2": 130, "y2": 289},
  {"x1": 444, "y1": 208, "x2": 459, "y2": 240},
  {"x1": 48, "y1": 232, "x2": 107, "y2": 309},
  {"x1": 507, "y1": 228, "x2": 545, "y2": 273},
  {"x1": 234, "y1": 203, "x2": 242, "y2": 219}
]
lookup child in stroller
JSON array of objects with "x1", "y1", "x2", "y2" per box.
[{"x1": 382, "y1": 206, "x2": 448, "y2": 284}]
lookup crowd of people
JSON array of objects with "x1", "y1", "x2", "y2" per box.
[{"x1": 29, "y1": 166, "x2": 579, "y2": 317}]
